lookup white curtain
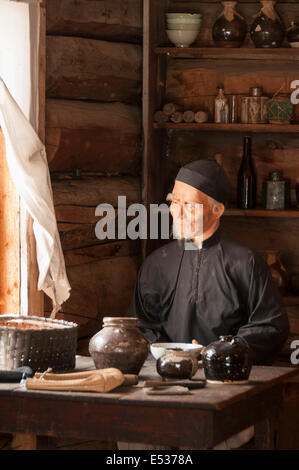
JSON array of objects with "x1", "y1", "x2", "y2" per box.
[{"x1": 0, "y1": 1, "x2": 71, "y2": 316}]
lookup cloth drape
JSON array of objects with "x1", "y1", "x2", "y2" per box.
[{"x1": 0, "y1": 78, "x2": 71, "y2": 317}]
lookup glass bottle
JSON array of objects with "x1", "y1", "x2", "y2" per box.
[
  {"x1": 237, "y1": 136, "x2": 257, "y2": 209},
  {"x1": 214, "y1": 86, "x2": 229, "y2": 123}
]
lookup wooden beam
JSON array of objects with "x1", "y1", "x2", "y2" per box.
[
  {"x1": 22, "y1": 4, "x2": 46, "y2": 316},
  {"x1": 46, "y1": 36, "x2": 142, "y2": 103},
  {"x1": 0, "y1": 129, "x2": 20, "y2": 315}
]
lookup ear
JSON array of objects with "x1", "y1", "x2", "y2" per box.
[{"x1": 213, "y1": 202, "x2": 225, "y2": 219}]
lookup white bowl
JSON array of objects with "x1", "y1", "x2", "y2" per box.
[
  {"x1": 166, "y1": 13, "x2": 202, "y2": 20},
  {"x1": 167, "y1": 23, "x2": 202, "y2": 31},
  {"x1": 167, "y1": 17, "x2": 202, "y2": 24},
  {"x1": 166, "y1": 29, "x2": 199, "y2": 47},
  {"x1": 150, "y1": 342, "x2": 203, "y2": 360}
]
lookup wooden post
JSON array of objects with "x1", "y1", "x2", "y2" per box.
[
  {"x1": 142, "y1": 0, "x2": 169, "y2": 258},
  {"x1": 21, "y1": 4, "x2": 46, "y2": 316},
  {"x1": 0, "y1": 130, "x2": 20, "y2": 315}
]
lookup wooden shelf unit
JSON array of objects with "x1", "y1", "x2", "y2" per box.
[
  {"x1": 224, "y1": 208, "x2": 299, "y2": 218},
  {"x1": 155, "y1": 46, "x2": 299, "y2": 61},
  {"x1": 154, "y1": 123, "x2": 299, "y2": 133},
  {"x1": 142, "y1": 0, "x2": 299, "y2": 256}
]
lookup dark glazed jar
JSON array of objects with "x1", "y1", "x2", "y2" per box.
[
  {"x1": 89, "y1": 317, "x2": 150, "y2": 375},
  {"x1": 265, "y1": 251, "x2": 289, "y2": 297},
  {"x1": 212, "y1": 1, "x2": 247, "y2": 48},
  {"x1": 287, "y1": 18, "x2": 299, "y2": 48},
  {"x1": 202, "y1": 335, "x2": 252, "y2": 384},
  {"x1": 250, "y1": 0, "x2": 285, "y2": 48},
  {"x1": 157, "y1": 350, "x2": 198, "y2": 380}
]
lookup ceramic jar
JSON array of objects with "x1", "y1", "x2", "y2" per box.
[
  {"x1": 262, "y1": 171, "x2": 290, "y2": 210},
  {"x1": 265, "y1": 251, "x2": 289, "y2": 297},
  {"x1": 156, "y1": 350, "x2": 198, "y2": 380},
  {"x1": 212, "y1": 1, "x2": 247, "y2": 48},
  {"x1": 287, "y1": 18, "x2": 299, "y2": 48},
  {"x1": 202, "y1": 335, "x2": 252, "y2": 384},
  {"x1": 250, "y1": 1, "x2": 285, "y2": 48},
  {"x1": 89, "y1": 317, "x2": 150, "y2": 375}
]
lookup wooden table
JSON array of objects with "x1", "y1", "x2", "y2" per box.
[{"x1": 0, "y1": 356, "x2": 298, "y2": 450}]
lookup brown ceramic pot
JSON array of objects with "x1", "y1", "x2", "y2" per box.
[
  {"x1": 265, "y1": 251, "x2": 289, "y2": 296},
  {"x1": 212, "y1": 1, "x2": 247, "y2": 48},
  {"x1": 202, "y1": 335, "x2": 252, "y2": 384},
  {"x1": 89, "y1": 317, "x2": 150, "y2": 375},
  {"x1": 156, "y1": 349, "x2": 198, "y2": 380}
]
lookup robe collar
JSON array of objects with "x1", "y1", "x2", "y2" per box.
[
  {"x1": 202, "y1": 226, "x2": 222, "y2": 249},
  {"x1": 179, "y1": 226, "x2": 221, "y2": 251}
]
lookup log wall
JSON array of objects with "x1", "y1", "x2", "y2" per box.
[{"x1": 45, "y1": 0, "x2": 143, "y2": 353}]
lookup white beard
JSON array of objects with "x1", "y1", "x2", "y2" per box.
[{"x1": 172, "y1": 211, "x2": 203, "y2": 242}]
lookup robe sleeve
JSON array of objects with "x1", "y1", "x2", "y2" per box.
[
  {"x1": 235, "y1": 253, "x2": 289, "y2": 365},
  {"x1": 126, "y1": 257, "x2": 167, "y2": 343}
]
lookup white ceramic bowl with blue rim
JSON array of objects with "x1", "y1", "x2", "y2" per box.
[{"x1": 150, "y1": 342, "x2": 203, "y2": 360}]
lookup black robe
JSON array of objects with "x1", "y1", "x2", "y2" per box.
[{"x1": 127, "y1": 227, "x2": 289, "y2": 365}]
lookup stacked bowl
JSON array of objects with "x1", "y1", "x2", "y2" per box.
[{"x1": 166, "y1": 13, "x2": 202, "y2": 47}]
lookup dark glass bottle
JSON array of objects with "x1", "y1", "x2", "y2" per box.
[{"x1": 237, "y1": 136, "x2": 256, "y2": 209}]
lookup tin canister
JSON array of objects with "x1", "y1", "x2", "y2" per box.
[
  {"x1": 262, "y1": 171, "x2": 291, "y2": 210},
  {"x1": 241, "y1": 87, "x2": 269, "y2": 124}
]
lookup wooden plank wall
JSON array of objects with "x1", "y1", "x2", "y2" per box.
[{"x1": 44, "y1": 0, "x2": 143, "y2": 354}]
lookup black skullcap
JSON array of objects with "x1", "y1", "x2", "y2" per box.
[{"x1": 175, "y1": 158, "x2": 231, "y2": 204}]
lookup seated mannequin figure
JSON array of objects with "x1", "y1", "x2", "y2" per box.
[{"x1": 119, "y1": 158, "x2": 289, "y2": 450}]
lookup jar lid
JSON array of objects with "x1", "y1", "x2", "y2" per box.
[
  {"x1": 219, "y1": 335, "x2": 233, "y2": 342},
  {"x1": 103, "y1": 317, "x2": 139, "y2": 326},
  {"x1": 250, "y1": 87, "x2": 263, "y2": 97}
]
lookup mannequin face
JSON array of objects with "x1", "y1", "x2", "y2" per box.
[{"x1": 168, "y1": 180, "x2": 224, "y2": 240}]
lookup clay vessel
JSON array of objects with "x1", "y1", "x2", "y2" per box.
[
  {"x1": 156, "y1": 349, "x2": 198, "y2": 379},
  {"x1": 265, "y1": 251, "x2": 289, "y2": 296},
  {"x1": 250, "y1": 1, "x2": 285, "y2": 48},
  {"x1": 212, "y1": 1, "x2": 247, "y2": 48},
  {"x1": 89, "y1": 317, "x2": 150, "y2": 375},
  {"x1": 287, "y1": 17, "x2": 299, "y2": 48},
  {"x1": 202, "y1": 335, "x2": 252, "y2": 384}
]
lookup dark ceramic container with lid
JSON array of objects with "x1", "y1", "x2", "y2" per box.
[
  {"x1": 89, "y1": 317, "x2": 150, "y2": 375},
  {"x1": 287, "y1": 17, "x2": 299, "y2": 48},
  {"x1": 156, "y1": 349, "x2": 198, "y2": 380},
  {"x1": 202, "y1": 335, "x2": 252, "y2": 384}
]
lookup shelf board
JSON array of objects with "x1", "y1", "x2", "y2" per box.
[
  {"x1": 224, "y1": 207, "x2": 299, "y2": 218},
  {"x1": 155, "y1": 46, "x2": 299, "y2": 61},
  {"x1": 153, "y1": 123, "x2": 299, "y2": 133}
]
